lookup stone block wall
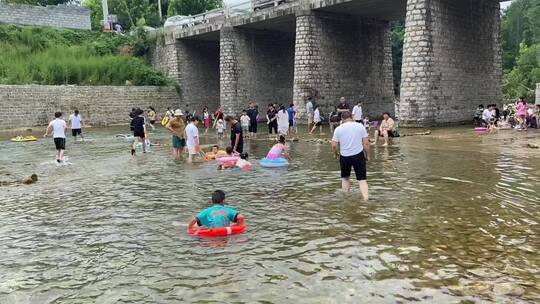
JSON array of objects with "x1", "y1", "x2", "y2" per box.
[
  {"x1": 0, "y1": 85, "x2": 180, "y2": 129},
  {"x1": 220, "y1": 27, "x2": 295, "y2": 116},
  {"x1": 176, "y1": 40, "x2": 220, "y2": 113},
  {"x1": 399, "y1": 0, "x2": 502, "y2": 126},
  {"x1": 292, "y1": 11, "x2": 394, "y2": 118},
  {"x1": 0, "y1": 3, "x2": 91, "y2": 30}
]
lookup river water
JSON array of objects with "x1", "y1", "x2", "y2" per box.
[{"x1": 0, "y1": 126, "x2": 538, "y2": 303}]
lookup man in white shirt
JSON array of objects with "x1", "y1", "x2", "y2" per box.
[
  {"x1": 331, "y1": 112, "x2": 370, "y2": 200},
  {"x1": 44, "y1": 112, "x2": 67, "y2": 163},
  {"x1": 482, "y1": 105, "x2": 494, "y2": 126},
  {"x1": 352, "y1": 100, "x2": 363, "y2": 122},
  {"x1": 68, "y1": 110, "x2": 84, "y2": 141},
  {"x1": 185, "y1": 116, "x2": 200, "y2": 163}
]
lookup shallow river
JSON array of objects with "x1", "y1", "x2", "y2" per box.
[{"x1": 0, "y1": 126, "x2": 539, "y2": 303}]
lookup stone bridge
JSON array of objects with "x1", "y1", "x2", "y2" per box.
[{"x1": 159, "y1": 0, "x2": 503, "y2": 126}]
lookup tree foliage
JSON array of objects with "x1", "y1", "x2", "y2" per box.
[
  {"x1": 83, "y1": 0, "x2": 163, "y2": 30},
  {"x1": 167, "y1": 0, "x2": 222, "y2": 16},
  {"x1": 501, "y1": 0, "x2": 540, "y2": 99},
  {"x1": 0, "y1": 25, "x2": 172, "y2": 86},
  {"x1": 3, "y1": 0, "x2": 73, "y2": 5}
]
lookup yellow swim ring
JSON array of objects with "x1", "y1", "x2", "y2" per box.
[
  {"x1": 161, "y1": 116, "x2": 169, "y2": 126},
  {"x1": 205, "y1": 150, "x2": 226, "y2": 160},
  {"x1": 11, "y1": 136, "x2": 37, "y2": 142}
]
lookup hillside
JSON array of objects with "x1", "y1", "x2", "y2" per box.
[{"x1": 0, "y1": 25, "x2": 172, "y2": 86}]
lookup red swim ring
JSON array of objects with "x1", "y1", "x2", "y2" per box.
[{"x1": 188, "y1": 223, "x2": 246, "y2": 237}]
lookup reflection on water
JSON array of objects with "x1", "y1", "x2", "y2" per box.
[{"x1": 0, "y1": 127, "x2": 539, "y2": 303}]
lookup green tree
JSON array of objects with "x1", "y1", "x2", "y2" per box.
[
  {"x1": 390, "y1": 21, "x2": 404, "y2": 95},
  {"x1": 83, "y1": 0, "x2": 162, "y2": 30},
  {"x1": 167, "y1": 0, "x2": 221, "y2": 16},
  {"x1": 503, "y1": 43, "x2": 540, "y2": 99},
  {"x1": 3, "y1": 0, "x2": 72, "y2": 5},
  {"x1": 501, "y1": 0, "x2": 540, "y2": 71}
]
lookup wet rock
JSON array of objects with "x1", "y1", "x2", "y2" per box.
[
  {"x1": 21, "y1": 174, "x2": 38, "y2": 185},
  {"x1": 527, "y1": 143, "x2": 538, "y2": 149},
  {"x1": 493, "y1": 282, "x2": 525, "y2": 296},
  {"x1": 467, "y1": 268, "x2": 500, "y2": 278}
]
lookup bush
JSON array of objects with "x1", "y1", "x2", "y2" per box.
[{"x1": 0, "y1": 24, "x2": 173, "y2": 86}]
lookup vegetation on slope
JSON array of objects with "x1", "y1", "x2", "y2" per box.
[{"x1": 0, "y1": 25, "x2": 172, "y2": 86}]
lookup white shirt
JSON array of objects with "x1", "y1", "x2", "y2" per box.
[
  {"x1": 332, "y1": 121, "x2": 368, "y2": 157},
  {"x1": 313, "y1": 108, "x2": 321, "y2": 123},
  {"x1": 277, "y1": 110, "x2": 289, "y2": 126},
  {"x1": 352, "y1": 105, "x2": 363, "y2": 121},
  {"x1": 185, "y1": 123, "x2": 198, "y2": 147},
  {"x1": 240, "y1": 115, "x2": 250, "y2": 127},
  {"x1": 217, "y1": 123, "x2": 225, "y2": 133},
  {"x1": 69, "y1": 114, "x2": 82, "y2": 129},
  {"x1": 49, "y1": 118, "x2": 66, "y2": 138},
  {"x1": 482, "y1": 109, "x2": 493, "y2": 120}
]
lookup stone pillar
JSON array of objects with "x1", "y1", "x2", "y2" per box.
[
  {"x1": 220, "y1": 26, "x2": 240, "y2": 116},
  {"x1": 293, "y1": 12, "x2": 322, "y2": 114},
  {"x1": 399, "y1": 0, "x2": 502, "y2": 126},
  {"x1": 293, "y1": 11, "x2": 394, "y2": 117},
  {"x1": 536, "y1": 83, "x2": 540, "y2": 105}
]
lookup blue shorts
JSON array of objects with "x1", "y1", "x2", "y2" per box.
[{"x1": 172, "y1": 136, "x2": 186, "y2": 148}]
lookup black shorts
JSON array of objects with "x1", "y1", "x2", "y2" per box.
[
  {"x1": 72, "y1": 128, "x2": 82, "y2": 136},
  {"x1": 150, "y1": 120, "x2": 156, "y2": 125},
  {"x1": 249, "y1": 122, "x2": 257, "y2": 133},
  {"x1": 289, "y1": 120, "x2": 294, "y2": 127},
  {"x1": 134, "y1": 131, "x2": 145, "y2": 138},
  {"x1": 379, "y1": 130, "x2": 397, "y2": 137},
  {"x1": 315, "y1": 122, "x2": 322, "y2": 126},
  {"x1": 54, "y1": 138, "x2": 66, "y2": 150},
  {"x1": 340, "y1": 152, "x2": 367, "y2": 181}
]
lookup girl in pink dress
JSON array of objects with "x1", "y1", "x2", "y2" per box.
[
  {"x1": 203, "y1": 107, "x2": 211, "y2": 133},
  {"x1": 515, "y1": 98, "x2": 528, "y2": 130},
  {"x1": 266, "y1": 135, "x2": 289, "y2": 160}
]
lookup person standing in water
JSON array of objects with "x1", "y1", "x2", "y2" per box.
[
  {"x1": 331, "y1": 112, "x2": 370, "y2": 200},
  {"x1": 203, "y1": 107, "x2": 211, "y2": 134},
  {"x1": 68, "y1": 110, "x2": 84, "y2": 141},
  {"x1": 246, "y1": 101, "x2": 259, "y2": 139},
  {"x1": 165, "y1": 109, "x2": 186, "y2": 160},
  {"x1": 185, "y1": 116, "x2": 200, "y2": 163},
  {"x1": 131, "y1": 109, "x2": 147, "y2": 155},
  {"x1": 225, "y1": 116, "x2": 243, "y2": 154},
  {"x1": 44, "y1": 112, "x2": 67, "y2": 163},
  {"x1": 309, "y1": 105, "x2": 323, "y2": 134},
  {"x1": 147, "y1": 106, "x2": 157, "y2": 130}
]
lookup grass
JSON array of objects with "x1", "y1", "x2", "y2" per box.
[{"x1": 0, "y1": 25, "x2": 172, "y2": 86}]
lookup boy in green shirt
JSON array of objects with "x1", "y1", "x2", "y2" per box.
[{"x1": 188, "y1": 190, "x2": 244, "y2": 229}]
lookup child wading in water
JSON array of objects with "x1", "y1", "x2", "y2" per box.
[
  {"x1": 240, "y1": 110, "x2": 250, "y2": 138},
  {"x1": 187, "y1": 190, "x2": 244, "y2": 229},
  {"x1": 44, "y1": 112, "x2": 67, "y2": 163},
  {"x1": 266, "y1": 135, "x2": 290, "y2": 160},
  {"x1": 130, "y1": 109, "x2": 147, "y2": 155},
  {"x1": 216, "y1": 119, "x2": 225, "y2": 139}
]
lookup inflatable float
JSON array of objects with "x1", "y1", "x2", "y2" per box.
[
  {"x1": 216, "y1": 156, "x2": 240, "y2": 164},
  {"x1": 260, "y1": 157, "x2": 289, "y2": 168},
  {"x1": 11, "y1": 136, "x2": 37, "y2": 142},
  {"x1": 188, "y1": 223, "x2": 246, "y2": 237},
  {"x1": 205, "y1": 150, "x2": 227, "y2": 160},
  {"x1": 161, "y1": 116, "x2": 169, "y2": 126},
  {"x1": 474, "y1": 127, "x2": 488, "y2": 134}
]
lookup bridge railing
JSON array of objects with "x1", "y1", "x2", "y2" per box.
[{"x1": 165, "y1": 0, "x2": 293, "y2": 29}]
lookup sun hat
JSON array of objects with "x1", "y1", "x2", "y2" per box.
[{"x1": 174, "y1": 109, "x2": 184, "y2": 116}]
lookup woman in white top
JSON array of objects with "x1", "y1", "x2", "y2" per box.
[
  {"x1": 352, "y1": 100, "x2": 363, "y2": 122},
  {"x1": 276, "y1": 106, "x2": 289, "y2": 136},
  {"x1": 309, "y1": 105, "x2": 323, "y2": 134}
]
